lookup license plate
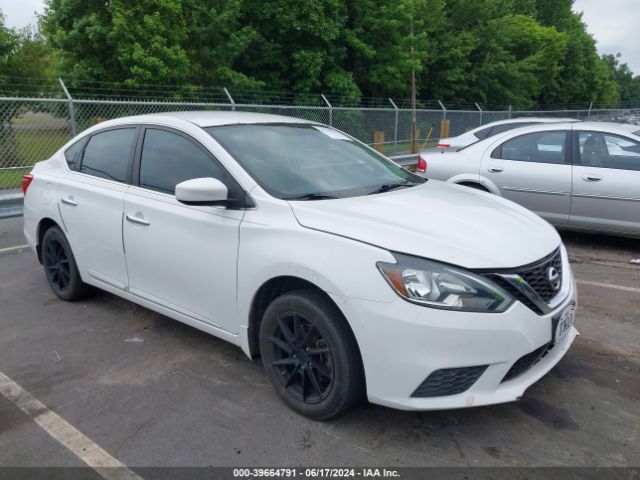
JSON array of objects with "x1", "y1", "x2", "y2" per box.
[{"x1": 554, "y1": 303, "x2": 576, "y2": 342}]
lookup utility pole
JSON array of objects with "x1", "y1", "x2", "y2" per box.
[{"x1": 410, "y1": 11, "x2": 417, "y2": 154}]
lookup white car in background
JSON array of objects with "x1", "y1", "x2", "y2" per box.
[
  {"x1": 416, "y1": 121, "x2": 640, "y2": 238},
  {"x1": 432, "y1": 117, "x2": 578, "y2": 153},
  {"x1": 23, "y1": 112, "x2": 577, "y2": 419}
]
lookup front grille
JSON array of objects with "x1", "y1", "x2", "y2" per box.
[
  {"x1": 519, "y1": 250, "x2": 562, "y2": 302},
  {"x1": 501, "y1": 342, "x2": 552, "y2": 382},
  {"x1": 481, "y1": 248, "x2": 563, "y2": 315},
  {"x1": 411, "y1": 365, "x2": 488, "y2": 397}
]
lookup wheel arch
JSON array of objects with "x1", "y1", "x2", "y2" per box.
[
  {"x1": 448, "y1": 174, "x2": 501, "y2": 195},
  {"x1": 35, "y1": 217, "x2": 62, "y2": 264},
  {"x1": 245, "y1": 275, "x2": 362, "y2": 363}
]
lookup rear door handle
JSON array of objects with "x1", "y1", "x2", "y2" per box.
[
  {"x1": 582, "y1": 174, "x2": 602, "y2": 182},
  {"x1": 61, "y1": 196, "x2": 77, "y2": 206},
  {"x1": 487, "y1": 166, "x2": 504, "y2": 173},
  {"x1": 126, "y1": 214, "x2": 150, "y2": 226}
]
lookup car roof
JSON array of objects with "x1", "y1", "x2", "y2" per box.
[
  {"x1": 113, "y1": 111, "x2": 316, "y2": 127},
  {"x1": 477, "y1": 117, "x2": 578, "y2": 128}
]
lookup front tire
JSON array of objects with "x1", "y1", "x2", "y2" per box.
[
  {"x1": 41, "y1": 226, "x2": 90, "y2": 301},
  {"x1": 259, "y1": 289, "x2": 365, "y2": 420}
]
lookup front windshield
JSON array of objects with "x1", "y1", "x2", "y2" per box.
[{"x1": 206, "y1": 123, "x2": 426, "y2": 200}]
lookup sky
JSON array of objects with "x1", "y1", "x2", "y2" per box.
[{"x1": 1, "y1": 0, "x2": 639, "y2": 75}]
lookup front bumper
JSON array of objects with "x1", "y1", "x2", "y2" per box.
[{"x1": 333, "y1": 269, "x2": 578, "y2": 411}]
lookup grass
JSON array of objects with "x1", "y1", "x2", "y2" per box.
[
  {"x1": 0, "y1": 130, "x2": 70, "y2": 190},
  {"x1": 0, "y1": 166, "x2": 31, "y2": 190}
]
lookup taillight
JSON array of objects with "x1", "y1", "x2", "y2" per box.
[
  {"x1": 21, "y1": 174, "x2": 34, "y2": 195},
  {"x1": 416, "y1": 155, "x2": 427, "y2": 173},
  {"x1": 436, "y1": 143, "x2": 451, "y2": 149}
]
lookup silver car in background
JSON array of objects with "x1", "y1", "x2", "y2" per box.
[
  {"x1": 416, "y1": 122, "x2": 640, "y2": 237},
  {"x1": 434, "y1": 117, "x2": 578, "y2": 152}
]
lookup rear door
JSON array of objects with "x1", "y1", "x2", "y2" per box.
[
  {"x1": 480, "y1": 129, "x2": 572, "y2": 225},
  {"x1": 570, "y1": 130, "x2": 640, "y2": 235},
  {"x1": 58, "y1": 127, "x2": 138, "y2": 290}
]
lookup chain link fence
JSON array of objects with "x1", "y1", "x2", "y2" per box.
[{"x1": 2, "y1": 86, "x2": 639, "y2": 247}]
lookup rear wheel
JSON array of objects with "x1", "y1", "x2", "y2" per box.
[
  {"x1": 42, "y1": 226, "x2": 90, "y2": 301},
  {"x1": 259, "y1": 289, "x2": 365, "y2": 420}
]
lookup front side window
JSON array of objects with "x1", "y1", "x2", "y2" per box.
[
  {"x1": 206, "y1": 123, "x2": 425, "y2": 199},
  {"x1": 492, "y1": 131, "x2": 567, "y2": 165},
  {"x1": 139, "y1": 129, "x2": 224, "y2": 194},
  {"x1": 80, "y1": 128, "x2": 136, "y2": 182},
  {"x1": 578, "y1": 131, "x2": 640, "y2": 171}
]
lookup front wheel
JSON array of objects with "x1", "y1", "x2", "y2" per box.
[
  {"x1": 42, "y1": 226, "x2": 90, "y2": 301},
  {"x1": 259, "y1": 289, "x2": 365, "y2": 420}
]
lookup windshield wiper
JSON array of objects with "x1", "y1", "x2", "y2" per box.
[
  {"x1": 368, "y1": 180, "x2": 416, "y2": 195},
  {"x1": 285, "y1": 193, "x2": 338, "y2": 201}
]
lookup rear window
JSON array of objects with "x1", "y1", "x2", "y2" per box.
[{"x1": 635, "y1": 130, "x2": 640, "y2": 137}]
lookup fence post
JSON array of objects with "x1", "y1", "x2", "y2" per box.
[
  {"x1": 438, "y1": 100, "x2": 447, "y2": 121},
  {"x1": 475, "y1": 102, "x2": 483, "y2": 126},
  {"x1": 588, "y1": 101, "x2": 593, "y2": 118},
  {"x1": 388, "y1": 98, "x2": 399, "y2": 145},
  {"x1": 224, "y1": 88, "x2": 236, "y2": 111},
  {"x1": 508, "y1": 105, "x2": 512, "y2": 119},
  {"x1": 58, "y1": 78, "x2": 77, "y2": 136},
  {"x1": 321, "y1": 94, "x2": 332, "y2": 126}
]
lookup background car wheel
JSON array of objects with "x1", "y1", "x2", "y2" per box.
[
  {"x1": 42, "y1": 226, "x2": 91, "y2": 301},
  {"x1": 458, "y1": 182, "x2": 490, "y2": 192},
  {"x1": 259, "y1": 289, "x2": 365, "y2": 420}
]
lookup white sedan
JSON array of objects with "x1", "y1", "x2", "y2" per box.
[
  {"x1": 23, "y1": 112, "x2": 577, "y2": 419},
  {"x1": 416, "y1": 121, "x2": 640, "y2": 238},
  {"x1": 433, "y1": 117, "x2": 578, "y2": 152}
]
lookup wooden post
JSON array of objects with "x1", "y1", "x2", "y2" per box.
[
  {"x1": 440, "y1": 119, "x2": 450, "y2": 139},
  {"x1": 373, "y1": 131, "x2": 385, "y2": 153},
  {"x1": 412, "y1": 128, "x2": 420, "y2": 154}
]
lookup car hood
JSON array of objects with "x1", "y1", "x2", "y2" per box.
[{"x1": 288, "y1": 181, "x2": 560, "y2": 269}]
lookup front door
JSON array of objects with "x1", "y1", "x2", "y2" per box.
[
  {"x1": 570, "y1": 130, "x2": 640, "y2": 236},
  {"x1": 123, "y1": 127, "x2": 243, "y2": 332}
]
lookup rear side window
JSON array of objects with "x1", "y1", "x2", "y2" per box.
[
  {"x1": 139, "y1": 129, "x2": 224, "y2": 194},
  {"x1": 491, "y1": 131, "x2": 567, "y2": 165},
  {"x1": 64, "y1": 139, "x2": 85, "y2": 170},
  {"x1": 80, "y1": 128, "x2": 136, "y2": 182}
]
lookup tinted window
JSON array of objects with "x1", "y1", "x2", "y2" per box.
[
  {"x1": 139, "y1": 129, "x2": 224, "y2": 194},
  {"x1": 474, "y1": 126, "x2": 492, "y2": 140},
  {"x1": 578, "y1": 131, "x2": 640, "y2": 171},
  {"x1": 80, "y1": 128, "x2": 136, "y2": 182},
  {"x1": 491, "y1": 122, "x2": 535, "y2": 135},
  {"x1": 492, "y1": 131, "x2": 567, "y2": 164},
  {"x1": 64, "y1": 139, "x2": 85, "y2": 170}
]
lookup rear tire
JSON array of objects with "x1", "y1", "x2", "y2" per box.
[
  {"x1": 41, "y1": 226, "x2": 91, "y2": 301},
  {"x1": 259, "y1": 289, "x2": 365, "y2": 420}
]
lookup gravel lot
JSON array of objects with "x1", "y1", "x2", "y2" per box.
[{"x1": 0, "y1": 230, "x2": 638, "y2": 473}]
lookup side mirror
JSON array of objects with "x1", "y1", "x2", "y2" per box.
[{"x1": 175, "y1": 177, "x2": 228, "y2": 206}]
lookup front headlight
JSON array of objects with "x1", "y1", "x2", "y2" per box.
[{"x1": 377, "y1": 253, "x2": 514, "y2": 312}]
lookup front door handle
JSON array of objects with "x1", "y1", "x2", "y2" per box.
[
  {"x1": 126, "y1": 214, "x2": 150, "y2": 226},
  {"x1": 61, "y1": 196, "x2": 77, "y2": 206},
  {"x1": 582, "y1": 174, "x2": 603, "y2": 182},
  {"x1": 487, "y1": 165, "x2": 504, "y2": 173}
]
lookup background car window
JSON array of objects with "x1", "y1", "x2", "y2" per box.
[
  {"x1": 474, "y1": 126, "x2": 493, "y2": 140},
  {"x1": 139, "y1": 129, "x2": 224, "y2": 194},
  {"x1": 64, "y1": 139, "x2": 84, "y2": 170},
  {"x1": 490, "y1": 122, "x2": 535, "y2": 135},
  {"x1": 578, "y1": 131, "x2": 640, "y2": 171},
  {"x1": 80, "y1": 128, "x2": 136, "y2": 182},
  {"x1": 492, "y1": 131, "x2": 567, "y2": 164}
]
